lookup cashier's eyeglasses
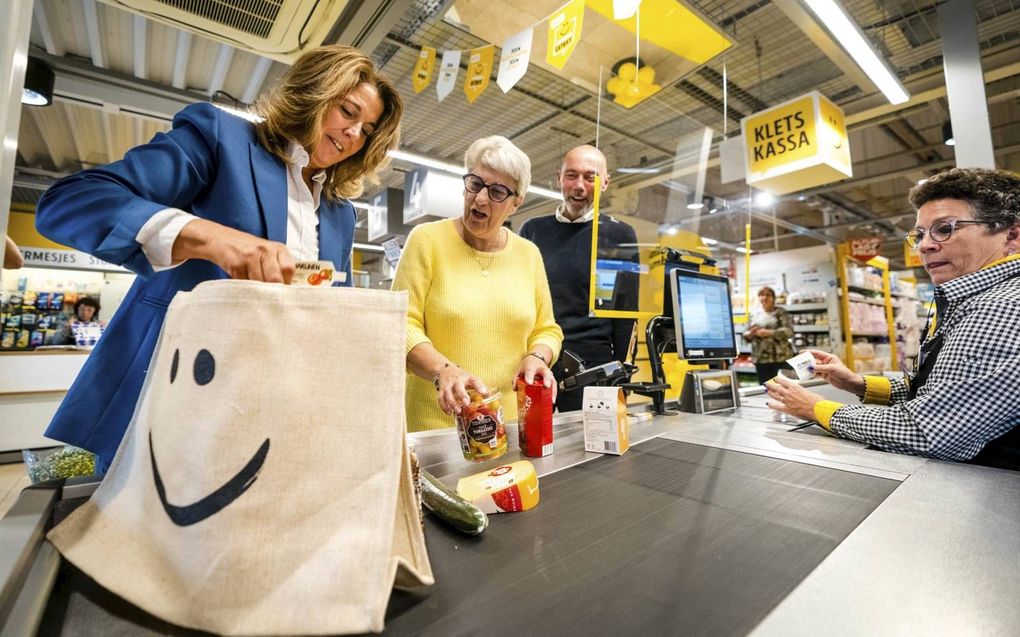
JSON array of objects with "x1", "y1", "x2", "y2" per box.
[
  {"x1": 463, "y1": 174, "x2": 517, "y2": 203},
  {"x1": 904, "y1": 219, "x2": 995, "y2": 249}
]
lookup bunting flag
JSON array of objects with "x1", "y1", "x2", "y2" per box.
[
  {"x1": 497, "y1": 27, "x2": 533, "y2": 93},
  {"x1": 613, "y1": 0, "x2": 642, "y2": 20},
  {"x1": 436, "y1": 50, "x2": 462, "y2": 102},
  {"x1": 547, "y1": 0, "x2": 585, "y2": 70},
  {"x1": 464, "y1": 45, "x2": 494, "y2": 104},
  {"x1": 412, "y1": 46, "x2": 436, "y2": 94}
]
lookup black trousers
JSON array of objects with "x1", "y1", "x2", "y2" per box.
[{"x1": 755, "y1": 361, "x2": 792, "y2": 385}]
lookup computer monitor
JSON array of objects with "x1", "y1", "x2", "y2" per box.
[{"x1": 668, "y1": 268, "x2": 737, "y2": 360}]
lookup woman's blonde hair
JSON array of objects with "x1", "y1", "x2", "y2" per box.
[
  {"x1": 253, "y1": 45, "x2": 403, "y2": 201},
  {"x1": 464, "y1": 136, "x2": 532, "y2": 198}
]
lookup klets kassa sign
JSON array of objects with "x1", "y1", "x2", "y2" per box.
[{"x1": 742, "y1": 91, "x2": 852, "y2": 195}]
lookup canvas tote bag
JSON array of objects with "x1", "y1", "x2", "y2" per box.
[{"x1": 48, "y1": 280, "x2": 433, "y2": 635}]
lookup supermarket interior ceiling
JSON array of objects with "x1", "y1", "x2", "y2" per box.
[{"x1": 11, "y1": 0, "x2": 1020, "y2": 267}]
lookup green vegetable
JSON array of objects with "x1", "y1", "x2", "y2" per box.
[
  {"x1": 23, "y1": 446, "x2": 96, "y2": 484},
  {"x1": 420, "y1": 469, "x2": 488, "y2": 536}
]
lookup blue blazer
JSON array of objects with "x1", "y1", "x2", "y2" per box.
[{"x1": 35, "y1": 103, "x2": 356, "y2": 468}]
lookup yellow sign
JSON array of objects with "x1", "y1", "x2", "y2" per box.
[
  {"x1": 741, "y1": 91, "x2": 852, "y2": 195},
  {"x1": 745, "y1": 96, "x2": 816, "y2": 174},
  {"x1": 463, "y1": 45, "x2": 494, "y2": 103},
  {"x1": 904, "y1": 243, "x2": 923, "y2": 268},
  {"x1": 587, "y1": 0, "x2": 732, "y2": 64},
  {"x1": 546, "y1": 0, "x2": 584, "y2": 70},
  {"x1": 411, "y1": 46, "x2": 436, "y2": 94},
  {"x1": 849, "y1": 236, "x2": 883, "y2": 263}
]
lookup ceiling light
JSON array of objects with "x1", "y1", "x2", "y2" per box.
[
  {"x1": 387, "y1": 149, "x2": 561, "y2": 200},
  {"x1": 804, "y1": 0, "x2": 909, "y2": 105},
  {"x1": 22, "y1": 57, "x2": 55, "y2": 106},
  {"x1": 702, "y1": 237, "x2": 719, "y2": 245},
  {"x1": 942, "y1": 121, "x2": 955, "y2": 146},
  {"x1": 617, "y1": 155, "x2": 662, "y2": 174},
  {"x1": 754, "y1": 192, "x2": 775, "y2": 207},
  {"x1": 350, "y1": 201, "x2": 371, "y2": 210},
  {"x1": 736, "y1": 246, "x2": 752, "y2": 254},
  {"x1": 686, "y1": 202, "x2": 704, "y2": 210}
]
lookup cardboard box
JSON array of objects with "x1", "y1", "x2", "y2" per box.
[{"x1": 582, "y1": 386, "x2": 630, "y2": 455}]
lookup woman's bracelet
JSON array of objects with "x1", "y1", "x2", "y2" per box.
[
  {"x1": 524, "y1": 351, "x2": 548, "y2": 366},
  {"x1": 432, "y1": 362, "x2": 456, "y2": 391}
]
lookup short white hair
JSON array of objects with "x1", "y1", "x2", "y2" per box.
[{"x1": 463, "y1": 136, "x2": 531, "y2": 198}]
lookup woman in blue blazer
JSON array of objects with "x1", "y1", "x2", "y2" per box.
[{"x1": 35, "y1": 46, "x2": 404, "y2": 470}]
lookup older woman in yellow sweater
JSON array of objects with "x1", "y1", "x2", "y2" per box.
[{"x1": 392, "y1": 136, "x2": 563, "y2": 431}]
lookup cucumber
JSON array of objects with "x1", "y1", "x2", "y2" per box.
[{"x1": 420, "y1": 469, "x2": 489, "y2": 536}]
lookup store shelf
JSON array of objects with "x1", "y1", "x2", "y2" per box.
[
  {"x1": 793, "y1": 325, "x2": 829, "y2": 333},
  {"x1": 853, "y1": 332, "x2": 891, "y2": 338},
  {"x1": 891, "y1": 292, "x2": 920, "y2": 300},
  {"x1": 848, "y1": 297, "x2": 886, "y2": 307},
  {"x1": 779, "y1": 303, "x2": 827, "y2": 312},
  {"x1": 847, "y1": 284, "x2": 885, "y2": 296}
]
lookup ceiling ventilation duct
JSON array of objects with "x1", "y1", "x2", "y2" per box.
[{"x1": 99, "y1": 0, "x2": 350, "y2": 62}]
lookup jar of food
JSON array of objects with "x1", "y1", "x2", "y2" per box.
[{"x1": 455, "y1": 390, "x2": 507, "y2": 463}]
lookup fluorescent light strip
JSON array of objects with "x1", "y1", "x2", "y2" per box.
[
  {"x1": 805, "y1": 0, "x2": 909, "y2": 105},
  {"x1": 387, "y1": 149, "x2": 562, "y2": 201}
]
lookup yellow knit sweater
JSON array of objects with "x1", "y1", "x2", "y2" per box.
[{"x1": 392, "y1": 219, "x2": 563, "y2": 431}]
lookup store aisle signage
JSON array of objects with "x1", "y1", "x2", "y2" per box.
[
  {"x1": 412, "y1": 47, "x2": 436, "y2": 94},
  {"x1": 19, "y1": 246, "x2": 128, "y2": 273},
  {"x1": 464, "y1": 45, "x2": 494, "y2": 103},
  {"x1": 903, "y1": 244, "x2": 923, "y2": 268},
  {"x1": 402, "y1": 167, "x2": 462, "y2": 225},
  {"x1": 741, "y1": 91, "x2": 852, "y2": 195},
  {"x1": 367, "y1": 190, "x2": 388, "y2": 242},
  {"x1": 849, "y1": 237, "x2": 883, "y2": 262}
]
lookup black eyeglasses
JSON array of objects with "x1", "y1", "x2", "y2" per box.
[
  {"x1": 463, "y1": 174, "x2": 516, "y2": 203},
  {"x1": 905, "y1": 219, "x2": 994, "y2": 249}
]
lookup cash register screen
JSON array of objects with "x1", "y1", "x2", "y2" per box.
[{"x1": 669, "y1": 269, "x2": 737, "y2": 360}]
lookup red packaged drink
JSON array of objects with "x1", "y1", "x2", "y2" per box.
[{"x1": 515, "y1": 377, "x2": 554, "y2": 457}]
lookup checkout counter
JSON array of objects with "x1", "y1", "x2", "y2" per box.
[{"x1": 2, "y1": 381, "x2": 1019, "y2": 635}]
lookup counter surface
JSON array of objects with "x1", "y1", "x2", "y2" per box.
[{"x1": 2, "y1": 386, "x2": 1018, "y2": 635}]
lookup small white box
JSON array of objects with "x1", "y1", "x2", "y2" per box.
[{"x1": 582, "y1": 387, "x2": 630, "y2": 455}]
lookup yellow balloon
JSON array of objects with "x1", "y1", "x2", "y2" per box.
[
  {"x1": 637, "y1": 66, "x2": 656, "y2": 85},
  {"x1": 606, "y1": 77, "x2": 621, "y2": 94},
  {"x1": 618, "y1": 63, "x2": 637, "y2": 82}
]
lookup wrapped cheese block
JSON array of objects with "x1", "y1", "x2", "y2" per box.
[{"x1": 456, "y1": 461, "x2": 539, "y2": 514}]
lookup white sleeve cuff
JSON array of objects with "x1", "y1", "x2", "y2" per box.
[{"x1": 136, "y1": 209, "x2": 199, "y2": 271}]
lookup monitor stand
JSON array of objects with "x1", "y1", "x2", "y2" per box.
[{"x1": 623, "y1": 315, "x2": 677, "y2": 416}]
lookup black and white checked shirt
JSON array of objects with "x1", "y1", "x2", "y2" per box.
[{"x1": 829, "y1": 255, "x2": 1020, "y2": 460}]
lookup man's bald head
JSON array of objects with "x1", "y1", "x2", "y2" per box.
[{"x1": 557, "y1": 145, "x2": 610, "y2": 220}]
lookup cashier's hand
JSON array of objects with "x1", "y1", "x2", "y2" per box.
[
  {"x1": 172, "y1": 219, "x2": 296, "y2": 284},
  {"x1": 765, "y1": 375, "x2": 822, "y2": 422},
  {"x1": 805, "y1": 349, "x2": 866, "y2": 396},
  {"x1": 516, "y1": 354, "x2": 558, "y2": 403},
  {"x1": 436, "y1": 366, "x2": 488, "y2": 415}
]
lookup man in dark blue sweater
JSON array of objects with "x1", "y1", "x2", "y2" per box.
[{"x1": 519, "y1": 145, "x2": 638, "y2": 411}]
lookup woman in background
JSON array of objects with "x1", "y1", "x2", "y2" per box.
[
  {"x1": 392, "y1": 136, "x2": 563, "y2": 430},
  {"x1": 55, "y1": 296, "x2": 105, "y2": 347},
  {"x1": 744, "y1": 286, "x2": 794, "y2": 384}
]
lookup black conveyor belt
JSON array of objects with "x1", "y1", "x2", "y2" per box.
[{"x1": 38, "y1": 439, "x2": 899, "y2": 635}]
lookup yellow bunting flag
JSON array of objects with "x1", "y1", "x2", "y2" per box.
[
  {"x1": 464, "y1": 45, "x2": 494, "y2": 104},
  {"x1": 546, "y1": 0, "x2": 585, "y2": 70},
  {"x1": 412, "y1": 46, "x2": 436, "y2": 94}
]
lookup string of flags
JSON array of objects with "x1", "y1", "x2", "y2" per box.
[{"x1": 412, "y1": 0, "x2": 585, "y2": 103}]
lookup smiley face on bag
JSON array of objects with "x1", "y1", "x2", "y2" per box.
[{"x1": 148, "y1": 346, "x2": 271, "y2": 526}]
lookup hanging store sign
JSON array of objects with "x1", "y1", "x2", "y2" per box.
[
  {"x1": 19, "y1": 246, "x2": 128, "y2": 273},
  {"x1": 464, "y1": 45, "x2": 494, "y2": 103},
  {"x1": 741, "y1": 91, "x2": 852, "y2": 195},
  {"x1": 848, "y1": 237, "x2": 883, "y2": 263},
  {"x1": 497, "y1": 27, "x2": 533, "y2": 93},
  {"x1": 904, "y1": 243, "x2": 923, "y2": 268},
  {"x1": 436, "y1": 50, "x2": 461, "y2": 102},
  {"x1": 412, "y1": 47, "x2": 436, "y2": 94},
  {"x1": 546, "y1": 0, "x2": 584, "y2": 70}
]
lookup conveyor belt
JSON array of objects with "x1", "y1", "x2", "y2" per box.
[{"x1": 36, "y1": 438, "x2": 899, "y2": 635}]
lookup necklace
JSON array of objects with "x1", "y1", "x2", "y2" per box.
[{"x1": 468, "y1": 228, "x2": 505, "y2": 277}]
